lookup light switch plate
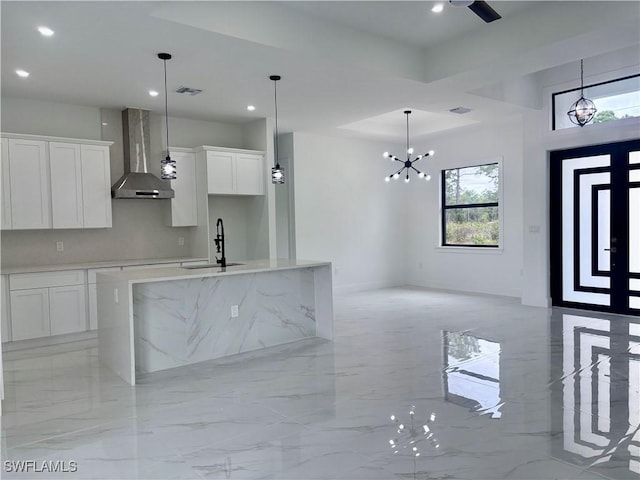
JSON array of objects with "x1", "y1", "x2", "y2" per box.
[{"x1": 56, "y1": 241, "x2": 64, "y2": 252}]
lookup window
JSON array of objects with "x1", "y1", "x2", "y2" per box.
[
  {"x1": 552, "y1": 74, "x2": 640, "y2": 130},
  {"x1": 441, "y1": 163, "x2": 499, "y2": 247}
]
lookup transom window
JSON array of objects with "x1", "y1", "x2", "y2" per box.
[
  {"x1": 441, "y1": 163, "x2": 499, "y2": 247},
  {"x1": 552, "y1": 74, "x2": 640, "y2": 130}
]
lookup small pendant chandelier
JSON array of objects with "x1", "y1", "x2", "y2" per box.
[
  {"x1": 384, "y1": 110, "x2": 434, "y2": 183},
  {"x1": 270, "y1": 75, "x2": 285, "y2": 184},
  {"x1": 158, "y1": 52, "x2": 176, "y2": 179},
  {"x1": 567, "y1": 59, "x2": 597, "y2": 127}
]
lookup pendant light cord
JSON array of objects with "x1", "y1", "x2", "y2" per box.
[
  {"x1": 273, "y1": 78, "x2": 279, "y2": 168},
  {"x1": 163, "y1": 58, "x2": 170, "y2": 154},
  {"x1": 406, "y1": 111, "x2": 410, "y2": 157}
]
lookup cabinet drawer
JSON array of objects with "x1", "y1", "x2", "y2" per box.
[
  {"x1": 88, "y1": 267, "x2": 121, "y2": 284},
  {"x1": 10, "y1": 270, "x2": 86, "y2": 290}
]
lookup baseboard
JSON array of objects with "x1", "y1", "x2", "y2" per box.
[
  {"x1": 520, "y1": 295, "x2": 552, "y2": 308},
  {"x1": 2, "y1": 330, "x2": 97, "y2": 354},
  {"x1": 405, "y1": 279, "x2": 521, "y2": 300},
  {"x1": 334, "y1": 280, "x2": 403, "y2": 295}
]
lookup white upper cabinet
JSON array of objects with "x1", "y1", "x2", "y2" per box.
[
  {"x1": 8, "y1": 138, "x2": 51, "y2": 229},
  {"x1": 1, "y1": 134, "x2": 112, "y2": 230},
  {"x1": 50, "y1": 142, "x2": 84, "y2": 228},
  {"x1": 207, "y1": 151, "x2": 235, "y2": 195},
  {"x1": 236, "y1": 153, "x2": 264, "y2": 195},
  {"x1": 1, "y1": 139, "x2": 12, "y2": 230},
  {"x1": 206, "y1": 148, "x2": 264, "y2": 196},
  {"x1": 168, "y1": 150, "x2": 198, "y2": 227},
  {"x1": 80, "y1": 144, "x2": 112, "y2": 228}
]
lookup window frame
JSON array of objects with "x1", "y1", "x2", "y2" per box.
[
  {"x1": 440, "y1": 160, "x2": 502, "y2": 249},
  {"x1": 551, "y1": 73, "x2": 640, "y2": 131}
]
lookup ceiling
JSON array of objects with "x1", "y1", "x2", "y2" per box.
[{"x1": 2, "y1": 1, "x2": 639, "y2": 142}]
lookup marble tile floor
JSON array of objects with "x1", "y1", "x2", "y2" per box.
[{"x1": 0, "y1": 287, "x2": 638, "y2": 479}]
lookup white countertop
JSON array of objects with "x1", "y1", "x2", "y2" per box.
[
  {"x1": 97, "y1": 259, "x2": 331, "y2": 284},
  {"x1": 0, "y1": 257, "x2": 209, "y2": 275}
]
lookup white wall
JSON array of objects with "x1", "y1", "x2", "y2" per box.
[
  {"x1": 1, "y1": 97, "x2": 102, "y2": 139},
  {"x1": 292, "y1": 132, "x2": 407, "y2": 291},
  {"x1": 405, "y1": 117, "x2": 524, "y2": 298}
]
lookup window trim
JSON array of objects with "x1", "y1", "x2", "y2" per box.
[{"x1": 440, "y1": 160, "x2": 503, "y2": 249}]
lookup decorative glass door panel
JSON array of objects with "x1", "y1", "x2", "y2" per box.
[
  {"x1": 630, "y1": 151, "x2": 640, "y2": 311},
  {"x1": 551, "y1": 139, "x2": 640, "y2": 315}
]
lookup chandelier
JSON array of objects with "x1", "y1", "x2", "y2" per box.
[
  {"x1": 384, "y1": 110, "x2": 434, "y2": 183},
  {"x1": 567, "y1": 59, "x2": 597, "y2": 127}
]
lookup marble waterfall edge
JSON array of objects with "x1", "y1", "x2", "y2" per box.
[{"x1": 133, "y1": 268, "x2": 317, "y2": 373}]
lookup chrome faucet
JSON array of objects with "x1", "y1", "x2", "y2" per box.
[{"x1": 214, "y1": 218, "x2": 226, "y2": 268}]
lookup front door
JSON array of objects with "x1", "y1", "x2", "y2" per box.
[{"x1": 550, "y1": 139, "x2": 640, "y2": 315}]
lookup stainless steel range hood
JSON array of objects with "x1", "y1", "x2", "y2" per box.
[{"x1": 111, "y1": 108, "x2": 174, "y2": 199}]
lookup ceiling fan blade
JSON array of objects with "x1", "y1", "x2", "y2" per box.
[{"x1": 468, "y1": 1, "x2": 501, "y2": 23}]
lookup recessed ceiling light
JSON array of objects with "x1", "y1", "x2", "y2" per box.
[
  {"x1": 101, "y1": 122, "x2": 108, "y2": 126},
  {"x1": 15, "y1": 69, "x2": 30, "y2": 78},
  {"x1": 432, "y1": 3, "x2": 444, "y2": 13},
  {"x1": 37, "y1": 26, "x2": 54, "y2": 37},
  {"x1": 247, "y1": 105, "x2": 256, "y2": 111},
  {"x1": 149, "y1": 90, "x2": 159, "y2": 97}
]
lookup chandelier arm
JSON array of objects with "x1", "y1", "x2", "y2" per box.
[{"x1": 410, "y1": 165, "x2": 423, "y2": 174}]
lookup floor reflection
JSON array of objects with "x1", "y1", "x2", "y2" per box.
[
  {"x1": 550, "y1": 310, "x2": 640, "y2": 478},
  {"x1": 442, "y1": 331, "x2": 503, "y2": 419}
]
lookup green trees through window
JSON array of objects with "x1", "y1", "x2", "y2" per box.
[{"x1": 442, "y1": 163, "x2": 499, "y2": 247}]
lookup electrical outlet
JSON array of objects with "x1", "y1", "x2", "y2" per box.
[
  {"x1": 178, "y1": 236, "x2": 185, "y2": 246},
  {"x1": 56, "y1": 241, "x2": 64, "y2": 252},
  {"x1": 231, "y1": 305, "x2": 239, "y2": 318},
  {"x1": 114, "y1": 288, "x2": 119, "y2": 304}
]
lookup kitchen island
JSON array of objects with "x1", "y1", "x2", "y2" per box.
[{"x1": 96, "y1": 259, "x2": 333, "y2": 385}]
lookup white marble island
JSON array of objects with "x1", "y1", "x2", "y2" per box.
[{"x1": 96, "y1": 259, "x2": 333, "y2": 385}]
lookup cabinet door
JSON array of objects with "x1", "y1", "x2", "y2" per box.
[
  {"x1": 49, "y1": 284, "x2": 87, "y2": 336},
  {"x1": 50, "y1": 142, "x2": 84, "y2": 228},
  {"x1": 10, "y1": 288, "x2": 50, "y2": 340},
  {"x1": 81, "y1": 144, "x2": 112, "y2": 228},
  {"x1": 8, "y1": 139, "x2": 51, "y2": 229},
  {"x1": 1, "y1": 275, "x2": 9, "y2": 342},
  {"x1": 207, "y1": 151, "x2": 235, "y2": 194},
  {"x1": 236, "y1": 153, "x2": 264, "y2": 195},
  {"x1": 169, "y1": 151, "x2": 198, "y2": 226},
  {"x1": 88, "y1": 283, "x2": 98, "y2": 331},
  {"x1": 1, "y1": 139, "x2": 11, "y2": 229}
]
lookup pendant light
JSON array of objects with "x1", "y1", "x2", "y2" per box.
[
  {"x1": 384, "y1": 110, "x2": 434, "y2": 183},
  {"x1": 158, "y1": 53, "x2": 176, "y2": 179},
  {"x1": 270, "y1": 75, "x2": 285, "y2": 184},
  {"x1": 567, "y1": 59, "x2": 597, "y2": 127}
]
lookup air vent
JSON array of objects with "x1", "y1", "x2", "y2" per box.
[
  {"x1": 449, "y1": 106, "x2": 472, "y2": 114},
  {"x1": 175, "y1": 86, "x2": 203, "y2": 96}
]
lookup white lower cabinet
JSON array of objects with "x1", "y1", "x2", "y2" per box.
[
  {"x1": 1, "y1": 275, "x2": 9, "y2": 342},
  {"x1": 8, "y1": 270, "x2": 87, "y2": 341},
  {"x1": 49, "y1": 285, "x2": 87, "y2": 336},
  {"x1": 10, "y1": 288, "x2": 50, "y2": 341}
]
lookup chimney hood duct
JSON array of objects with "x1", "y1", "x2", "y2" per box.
[{"x1": 111, "y1": 108, "x2": 175, "y2": 199}]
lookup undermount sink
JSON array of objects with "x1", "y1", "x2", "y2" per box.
[{"x1": 183, "y1": 263, "x2": 244, "y2": 269}]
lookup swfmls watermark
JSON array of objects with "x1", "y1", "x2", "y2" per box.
[{"x1": 4, "y1": 460, "x2": 78, "y2": 474}]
